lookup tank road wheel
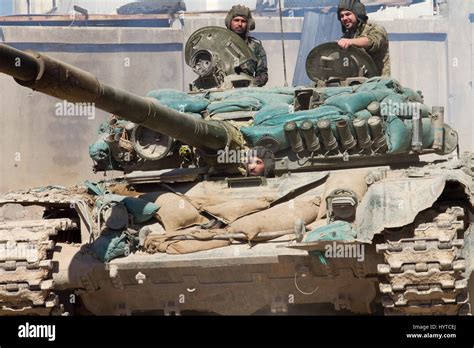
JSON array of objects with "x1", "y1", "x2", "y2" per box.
[
  {"x1": 0, "y1": 218, "x2": 77, "y2": 315},
  {"x1": 376, "y1": 206, "x2": 471, "y2": 315}
]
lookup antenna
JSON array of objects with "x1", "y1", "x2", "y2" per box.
[{"x1": 278, "y1": 0, "x2": 288, "y2": 87}]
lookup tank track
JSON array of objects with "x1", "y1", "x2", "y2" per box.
[
  {"x1": 376, "y1": 206, "x2": 471, "y2": 315},
  {"x1": 0, "y1": 218, "x2": 77, "y2": 315}
]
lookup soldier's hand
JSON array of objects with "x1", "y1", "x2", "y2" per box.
[{"x1": 337, "y1": 38, "x2": 352, "y2": 49}]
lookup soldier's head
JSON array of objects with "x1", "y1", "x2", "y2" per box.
[
  {"x1": 337, "y1": 0, "x2": 368, "y2": 33},
  {"x1": 245, "y1": 146, "x2": 275, "y2": 177},
  {"x1": 225, "y1": 4, "x2": 256, "y2": 38}
]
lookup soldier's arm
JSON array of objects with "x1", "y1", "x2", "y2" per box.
[
  {"x1": 338, "y1": 24, "x2": 388, "y2": 51},
  {"x1": 255, "y1": 54, "x2": 268, "y2": 87},
  {"x1": 352, "y1": 37, "x2": 370, "y2": 48},
  {"x1": 255, "y1": 47, "x2": 268, "y2": 87},
  {"x1": 338, "y1": 37, "x2": 370, "y2": 49},
  {"x1": 364, "y1": 25, "x2": 388, "y2": 53}
]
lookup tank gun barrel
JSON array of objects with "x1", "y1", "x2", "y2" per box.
[
  {"x1": 0, "y1": 43, "x2": 41, "y2": 81},
  {"x1": 0, "y1": 43, "x2": 240, "y2": 151}
]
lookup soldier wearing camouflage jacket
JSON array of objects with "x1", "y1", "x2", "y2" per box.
[
  {"x1": 337, "y1": 0, "x2": 390, "y2": 76},
  {"x1": 225, "y1": 5, "x2": 269, "y2": 86}
]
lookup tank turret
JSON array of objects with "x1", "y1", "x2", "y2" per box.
[{"x1": 0, "y1": 41, "x2": 459, "y2": 177}]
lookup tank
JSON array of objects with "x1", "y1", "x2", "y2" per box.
[{"x1": 0, "y1": 31, "x2": 473, "y2": 316}]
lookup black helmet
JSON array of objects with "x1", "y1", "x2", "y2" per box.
[
  {"x1": 337, "y1": 0, "x2": 368, "y2": 32},
  {"x1": 225, "y1": 4, "x2": 256, "y2": 32}
]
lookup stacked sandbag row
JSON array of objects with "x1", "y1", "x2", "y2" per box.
[
  {"x1": 142, "y1": 192, "x2": 321, "y2": 255},
  {"x1": 242, "y1": 77, "x2": 445, "y2": 155}
]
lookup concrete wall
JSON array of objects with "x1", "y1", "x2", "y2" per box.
[
  {"x1": 13, "y1": 0, "x2": 53, "y2": 14},
  {"x1": 12, "y1": 0, "x2": 131, "y2": 15},
  {"x1": 10, "y1": 0, "x2": 257, "y2": 15},
  {"x1": 9, "y1": 0, "x2": 257, "y2": 15},
  {"x1": 1, "y1": 2, "x2": 474, "y2": 192},
  {"x1": 448, "y1": 0, "x2": 474, "y2": 152},
  {"x1": 55, "y1": 0, "x2": 131, "y2": 14},
  {"x1": 384, "y1": 18, "x2": 449, "y2": 118},
  {"x1": 369, "y1": 0, "x2": 434, "y2": 20},
  {"x1": 201, "y1": 0, "x2": 257, "y2": 12}
]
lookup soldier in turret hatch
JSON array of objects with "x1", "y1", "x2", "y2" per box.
[
  {"x1": 225, "y1": 4, "x2": 269, "y2": 86},
  {"x1": 336, "y1": 0, "x2": 391, "y2": 76},
  {"x1": 245, "y1": 146, "x2": 275, "y2": 177}
]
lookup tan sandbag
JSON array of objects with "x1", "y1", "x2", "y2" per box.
[
  {"x1": 154, "y1": 193, "x2": 209, "y2": 231},
  {"x1": 144, "y1": 228, "x2": 231, "y2": 254},
  {"x1": 162, "y1": 240, "x2": 231, "y2": 254},
  {"x1": 316, "y1": 170, "x2": 369, "y2": 220},
  {"x1": 227, "y1": 198, "x2": 320, "y2": 240},
  {"x1": 140, "y1": 192, "x2": 226, "y2": 211},
  {"x1": 203, "y1": 198, "x2": 272, "y2": 223},
  {"x1": 141, "y1": 221, "x2": 166, "y2": 235},
  {"x1": 185, "y1": 195, "x2": 227, "y2": 210}
]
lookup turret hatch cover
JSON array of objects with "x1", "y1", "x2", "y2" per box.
[
  {"x1": 305, "y1": 42, "x2": 378, "y2": 83},
  {"x1": 185, "y1": 26, "x2": 255, "y2": 77}
]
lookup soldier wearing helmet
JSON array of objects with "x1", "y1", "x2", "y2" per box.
[
  {"x1": 225, "y1": 4, "x2": 269, "y2": 86},
  {"x1": 245, "y1": 146, "x2": 275, "y2": 177},
  {"x1": 337, "y1": 0, "x2": 390, "y2": 76}
]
